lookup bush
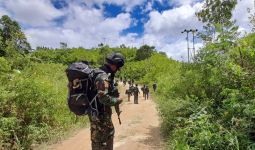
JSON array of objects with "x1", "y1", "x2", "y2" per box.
[{"x1": 0, "y1": 62, "x2": 88, "y2": 149}]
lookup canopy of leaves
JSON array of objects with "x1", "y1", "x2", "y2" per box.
[
  {"x1": 0, "y1": 15, "x2": 31, "y2": 57},
  {"x1": 135, "y1": 44, "x2": 155, "y2": 61},
  {"x1": 196, "y1": 0, "x2": 239, "y2": 43}
]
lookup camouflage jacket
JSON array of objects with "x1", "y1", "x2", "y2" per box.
[{"x1": 94, "y1": 72, "x2": 119, "y2": 106}]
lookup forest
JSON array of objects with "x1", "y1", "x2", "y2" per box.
[{"x1": 0, "y1": 0, "x2": 255, "y2": 149}]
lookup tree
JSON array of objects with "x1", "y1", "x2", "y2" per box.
[
  {"x1": 135, "y1": 45, "x2": 155, "y2": 61},
  {"x1": 98, "y1": 43, "x2": 104, "y2": 47},
  {"x1": 120, "y1": 44, "x2": 126, "y2": 48},
  {"x1": 196, "y1": 0, "x2": 239, "y2": 44},
  {"x1": 248, "y1": 1, "x2": 255, "y2": 32},
  {"x1": 159, "y1": 51, "x2": 167, "y2": 57},
  {"x1": 60, "y1": 42, "x2": 67, "y2": 49},
  {"x1": 98, "y1": 46, "x2": 110, "y2": 65},
  {"x1": 0, "y1": 15, "x2": 31, "y2": 57}
]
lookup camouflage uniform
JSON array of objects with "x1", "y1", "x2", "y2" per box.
[
  {"x1": 133, "y1": 85, "x2": 140, "y2": 104},
  {"x1": 87, "y1": 52, "x2": 124, "y2": 150},
  {"x1": 141, "y1": 85, "x2": 145, "y2": 98},
  {"x1": 125, "y1": 87, "x2": 132, "y2": 101},
  {"x1": 144, "y1": 86, "x2": 149, "y2": 100},
  {"x1": 89, "y1": 68, "x2": 120, "y2": 150},
  {"x1": 153, "y1": 83, "x2": 157, "y2": 92}
]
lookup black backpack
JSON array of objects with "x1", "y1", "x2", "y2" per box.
[{"x1": 65, "y1": 62, "x2": 103, "y2": 116}]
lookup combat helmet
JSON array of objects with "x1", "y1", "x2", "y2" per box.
[{"x1": 106, "y1": 52, "x2": 125, "y2": 68}]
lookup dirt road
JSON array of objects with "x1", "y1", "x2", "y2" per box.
[{"x1": 47, "y1": 83, "x2": 164, "y2": 150}]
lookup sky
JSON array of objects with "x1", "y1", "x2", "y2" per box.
[{"x1": 0, "y1": 0, "x2": 253, "y2": 61}]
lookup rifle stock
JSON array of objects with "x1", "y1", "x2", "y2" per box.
[{"x1": 112, "y1": 86, "x2": 122, "y2": 125}]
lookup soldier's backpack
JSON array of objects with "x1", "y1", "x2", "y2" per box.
[{"x1": 65, "y1": 62, "x2": 103, "y2": 116}]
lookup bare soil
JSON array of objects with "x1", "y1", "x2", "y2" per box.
[{"x1": 46, "y1": 83, "x2": 164, "y2": 150}]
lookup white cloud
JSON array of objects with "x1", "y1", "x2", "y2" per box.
[
  {"x1": 0, "y1": 9, "x2": 9, "y2": 18},
  {"x1": 142, "y1": 1, "x2": 153, "y2": 13},
  {"x1": 143, "y1": 2, "x2": 204, "y2": 60},
  {"x1": 1, "y1": 0, "x2": 254, "y2": 61},
  {"x1": 169, "y1": 0, "x2": 202, "y2": 7},
  {"x1": 2, "y1": 0, "x2": 64, "y2": 27},
  {"x1": 0, "y1": 2, "x2": 10, "y2": 17},
  {"x1": 140, "y1": 33, "x2": 203, "y2": 61},
  {"x1": 82, "y1": 0, "x2": 146, "y2": 11},
  {"x1": 109, "y1": 0, "x2": 146, "y2": 11},
  {"x1": 232, "y1": 0, "x2": 253, "y2": 32},
  {"x1": 23, "y1": 2, "x2": 132, "y2": 49},
  {"x1": 161, "y1": 41, "x2": 203, "y2": 61},
  {"x1": 145, "y1": 3, "x2": 203, "y2": 37}
]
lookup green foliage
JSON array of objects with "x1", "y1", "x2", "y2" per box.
[
  {"x1": 154, "y1": 33, "x2": 255, "y2": 149},
  {"x1": 31, "y1": 47, "x2": 100, "y2": 65},
  {"x1": 0, "y1": 57, "x2": 11, "y2": 73},
  {"x1": 1, "y1": 12, "x2": 255, "y2": 150},
  {"x1": 119, "y1": 53, "x2": 178, "y2": 84},
  {"x1": 196, "y1": 0, "x2": 238, "y2": 43},
  {"x1": 0, "y1": 15, "x2": 30, "y2": 57},
  {"x1": 135, "y1": 45, "x2": 155, "y2": 61},
  {"x1": 0, "y1": 63, "x2": 87, "y2": 149},
  {"x1": 196, "y1": 0, "x2": 237, "y2": 24}
]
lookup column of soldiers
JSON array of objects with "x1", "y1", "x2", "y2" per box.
[
  {"x1": 125, "y1": 83, "x2": 140, "y2": 104},
  {"x1": 123, "y1": 81, "x2": 157, "y2": 103}
]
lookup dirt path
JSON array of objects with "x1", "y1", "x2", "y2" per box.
[{"x1": 47, "y1": 83, "x2": 164, "y2": 150}]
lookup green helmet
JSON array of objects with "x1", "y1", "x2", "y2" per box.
[{"x1": 106, "y1": 52, "x2": 125, "y2": 67}]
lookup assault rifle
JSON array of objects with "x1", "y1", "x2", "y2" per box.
[{"x1": 111, "y1": 85, "x2": 122, "y2": 125}]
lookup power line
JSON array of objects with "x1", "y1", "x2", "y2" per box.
[
  {"x1": 181, "y1": 29, "x2": 198, "y2": 62},
  {"x1": 190, "y1": 29, "x2": 198, "y2": 58},
  {"x1": 181, "y1": 29, "x2": 191, "y2": 62}
]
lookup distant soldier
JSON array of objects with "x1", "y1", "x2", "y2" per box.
[
  {"x1": 130, "y1": 84, "x2": 134, "y2": 91},
  {"x1": 125, "y1": 86, "x2": 133, "y2": 101},
  {"x1": 144, "y1": 85, "x2": 149, "y2": 100},
  {"x1": 153, "y1": 83, "x2": 157, "y2": 92},
  {"x1": 133, "y1": 84, "x2": 140, "y2": 104},
  {"x1": 128, "y1": 80, "x2": 131, "y2": 85},
  {"x1": 141, "y1": 85, "x2": 145, "y2": 98}
]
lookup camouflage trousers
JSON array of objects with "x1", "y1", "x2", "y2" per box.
[
  {"x1": 134, "y1": 95, "x2": 138, "y2": 104},
  {"x1": 145, "y1": 93, "x2": 149, "y2": 100},
  {"x1": 91, "y1": 136, "x2": 113, "y2": 150},
  {"x1": 89, "y1": 114, "x2": 115, "y2": 150}
]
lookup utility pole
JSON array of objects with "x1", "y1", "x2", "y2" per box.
[
  {"x1": 181, "y1": 29, "x2": 190, "y2": 62},
  {"x1": 181, "y1": 29, "x2": 198, "y2": 62},
  {"x1": 190, "y1": 29, "x2": 198, "y2": 58}
]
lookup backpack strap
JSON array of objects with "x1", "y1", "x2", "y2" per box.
[{"x1": 89, "y1": 68, "x2": 107, "y2": 114}]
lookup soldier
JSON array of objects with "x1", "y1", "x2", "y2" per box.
[
  {"x1": 131, "y1": 79, "x2": 134, "y2": 85},
  {"x1": 153, "y1": 83, "x2": 157, "y2": 92},
  {"x1": 125, "y1": 85, "x2": 133, "y2": 101},
  {"x1": 128, "y1": 80, "x2": 131, "y2": 85},
  {"x1": 141, "y1": 85, "x2": 145, "y2": 98},
  {"x1": 89, "y1": 52, "x2": 125, "y2": 150},
  {"x1": 133, "y1": 84, "x2": 140, "y2": 104},
  {"x1": 144, "y1": 85, "x2": 149, "y2": 100}
]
